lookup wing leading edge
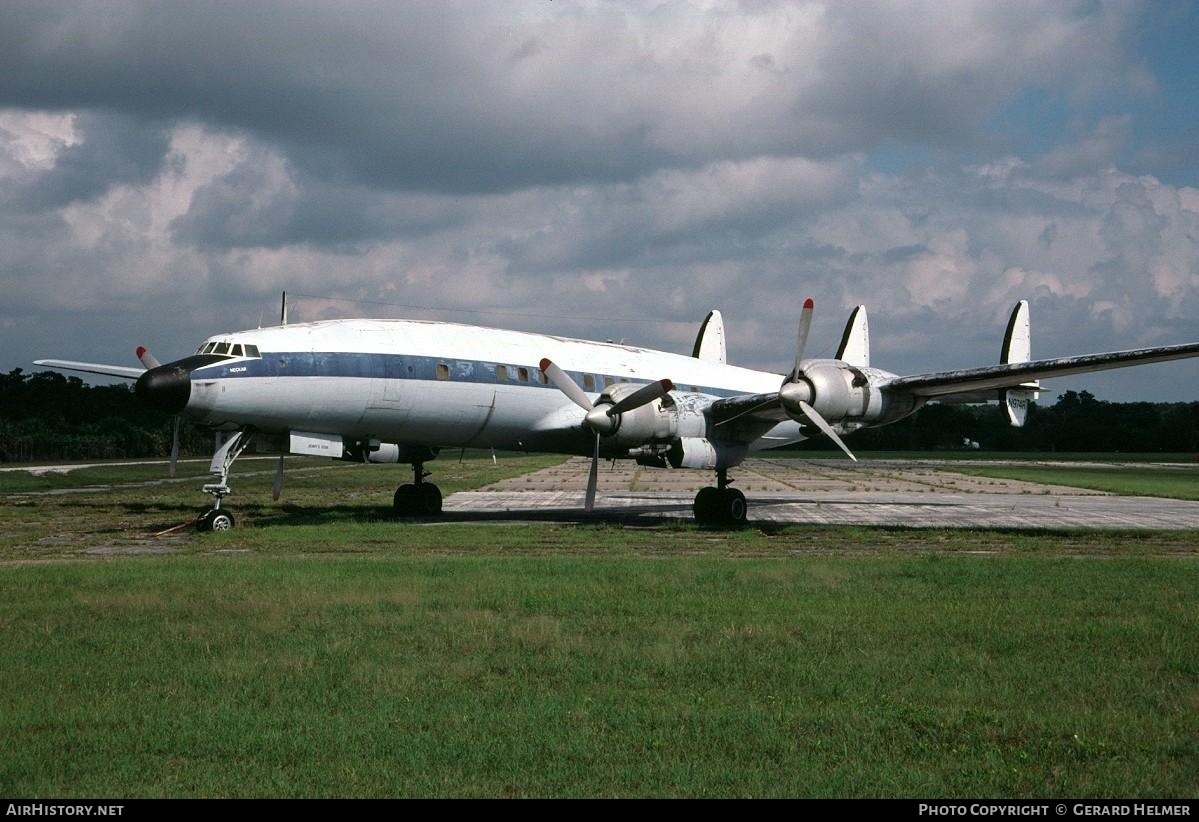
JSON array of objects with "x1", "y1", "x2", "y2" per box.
[
  {"x1": 881, "y1": 342, "x2": 1199, "y2": 400},
  {"x1": 32, "y1": 359, "x2": 146, "y2": 380}
]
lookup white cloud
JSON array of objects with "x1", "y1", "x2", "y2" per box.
[{"x1": 0, "y1": 2, "x2": 1195, "y2": 400}]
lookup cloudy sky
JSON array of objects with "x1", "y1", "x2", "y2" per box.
[{"x1": 2, "y1": 0, "x2": 1197, "y2": 401}]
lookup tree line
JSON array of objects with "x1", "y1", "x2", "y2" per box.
[
  {"x1": 2, "y1": 369, "x2": 1197, "y2": 462},
  {"x1": 834, "y1": 389, "x2": 1199, "y2": 454},
  {"x1": 0, "y1": 369, "x2": 210, "y2": 462}
]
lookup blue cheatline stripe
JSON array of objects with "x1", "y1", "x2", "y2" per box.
[{"x1": 191, "y1": 351, "x2": 744, "y2": 398}]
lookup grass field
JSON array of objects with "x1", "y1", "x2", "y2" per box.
[
  {"x1": 1, "y1": 453, "x2": 1197, "y2": 797},
  {"x1": 953, "y1": 464, "x2": 1199, "y2": 501}
]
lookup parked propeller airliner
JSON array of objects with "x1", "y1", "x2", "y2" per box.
[{"x1": 36, "y1": 299, "x2": 1199, "y2": 528}]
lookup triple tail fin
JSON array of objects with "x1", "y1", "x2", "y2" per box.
[
  {"x1": 835, "y1": 306, "x2": 870, "y2": 367},
  {"x1": 692, "y1": 310, "x2": 727, "y2": 364},
  {"x1": 1000, "y1": 299, "x2": 1039, "y2": 427}
]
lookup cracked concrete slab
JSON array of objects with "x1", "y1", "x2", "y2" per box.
[{"x1": 444, "y1": 457, "x2": 1199, "y2": 529}]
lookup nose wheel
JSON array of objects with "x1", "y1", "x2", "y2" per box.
[
  {"x1": 196, "y1": 429, "x2": 252, "y2": 532},
  {"x1": 198, "y1": 508, "x2": 235, "y2": 532}
]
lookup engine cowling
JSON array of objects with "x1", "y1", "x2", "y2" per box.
[
  {"x1": 780, "y1": 360, "x2": 921, "y2": 428},
  {"x1": 780, "y1": 360, "x2": 859, "y2": 422},
  {"x1": 594, "y1": 383, "x2": 678, "y2": 448},
  {"x1": 667, "y1": 437, "x2": 748, "y2": 470}
]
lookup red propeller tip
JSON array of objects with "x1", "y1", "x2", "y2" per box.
[
  {"x1": 538, "y1": 358, "x2": 551, "y2": 372},
  {"x1": 136, "y1": 346, "x2": 147, "y2": 358},
  {"x1": 803, "y1": 298, "x2": 814, "y2": 310}
]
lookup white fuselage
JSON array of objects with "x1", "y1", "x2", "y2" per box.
[{"x1": 181, "y1": 318, "x2": 815, "y2": 458}]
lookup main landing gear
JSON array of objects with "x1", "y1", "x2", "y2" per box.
[
  {"x1": 393, "y1": 461, "x2": 443, "y2": 517},
  {"x1": 693, "y1": 468, "x2": 747, "y2": 527},
  {"x1": 197, "y1": 429, "x2": 252, "y2": 532}
]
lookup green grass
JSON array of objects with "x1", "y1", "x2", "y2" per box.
[
  {"x1": 1, "y1": 555, "x2": 1196, "y2": 797},
  {"x1": 1, "y1": 453, "x2": 1197, "y2": 797},
  {"x1": 953, "y1": 465, "x2": 1199, "y2": 501},
  {"x1": 788, "y1": 450, "x2": 1199, "y2": 463}
]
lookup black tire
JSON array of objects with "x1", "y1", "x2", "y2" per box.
[
  {"x1": 723, "y1": 488, "x2": 747, "y2": 526},
  {"x1": 197, "y1": 508, "x2": 235, "y2": 532},
  {"x1": 419, "y1": 483, "x2": 443, "y2": 515},
  {"x1": 694, "y1": 486, "x2": 719, "y2": 524},
  {"x1": 393, "y1": 484, "x2": 417, "y2": 516}
]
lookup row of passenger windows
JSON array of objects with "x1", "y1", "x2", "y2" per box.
[
  {"x1": 431, "y1": 362, "x2": 700, "y2": 393},
  {"x1": 196, "y1": 341, "x2": 261, "y2": 358}
]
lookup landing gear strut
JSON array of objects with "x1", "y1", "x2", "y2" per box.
[
  {"x1": 198, "y1": 429, "x2": 252, "y2": 532},
  {"x1": 693, "y1": 468, "x2": 747, "y2": 527},
  {"x1": 393, "y1": 461, "x2": 443, "y2": 517}
]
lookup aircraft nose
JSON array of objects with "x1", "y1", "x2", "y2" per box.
[{"x1": 135, "y1": 364, "x2": 192, "y2": 414}]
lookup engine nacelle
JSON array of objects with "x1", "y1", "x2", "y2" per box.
[
  {"x1": 667, "y1": 437, "x2": 748, "y2": 471},
  {"x1": 341, "y1": 439, "x2": 439, "y2": 464},
  {"x1": 780, "y1": 361, "x2": 924, "y2": 428},
  {"x1": 597, "y1": 384, "x2": 678, "y2": 448}
]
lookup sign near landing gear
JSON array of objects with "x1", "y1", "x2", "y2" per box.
[{"x1": 289, "y1": 430, "x2": 344, "y2": 457}]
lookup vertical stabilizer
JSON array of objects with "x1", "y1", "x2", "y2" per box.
[
  {"x1": 834, "y1": 305, "x2": 870, "y2": 367},
  {"x1": 692, "y1": 310, "x2": 727, "y2": 364},
  {"x1": 1000, "y1": 300, "x2": 1039, "y2": 427}
]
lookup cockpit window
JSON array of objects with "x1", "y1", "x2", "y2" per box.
[{"x1": 196, "y1": 340, "x2": 260, "y2": 357}]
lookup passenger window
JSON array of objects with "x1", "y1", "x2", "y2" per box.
[
  {"x1": 436, "y1": 364, "x2": 450, "y2": 380},
  {"x1": 583, "y1": 374, "x2": 595, "y2": 391},
  {"x1": 603, "y1": 376, "x2": 614, "y2": 387},
  {"x1": 495, "y1": 365, "x2": 508, "y2": 381},
  {"x1": 537, "y1": 370, "x2": 548, "y2": 385},
  {"x1": 517, "y1": 367, "x2": 529, "y2": 382}
]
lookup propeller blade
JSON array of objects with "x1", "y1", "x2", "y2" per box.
[
  {"x1": 788, "y1": 298, "x2": 815, "y2": 382},
  {"x1": 585, "y1": 433, "x2": 600, "y2": 512},
  {"x1": 272, "y1": 454, "x2": 285, "y2": 501},
  {"x1": 136, "y1": 346, "x2": 161, "y2": 370},
  {"x1": 607, "y1": 378, "x2": 674, "y2": 416},
  {"x1": 539, "y1": 358, "x2": 593, "y2": 411},
  {"x1": 168, "y1": 416, "x2": 180, "y2": 478},
  {"x1": 797, "y1": 399, "x2": 857, "y2": 462}
]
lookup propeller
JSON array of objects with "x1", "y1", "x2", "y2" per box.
[
  {"x1": 138, "y1": 345, "x2": 181, "y2": 476},
  {"x1": 788, "y1": 297, "x2": 814, "y2": 382},
  {"x1": 169, "y1": 416, "x2": 180, "y2": 478},
  {"x1": 539, "y1": 358, "x2": 673, "y2": 511},
  {"x1": 136, "y1": 345, "x2": 161, "y2": 369},
  {"x1": 780, "y1": 299, "x2": 857, "y2": 462}
]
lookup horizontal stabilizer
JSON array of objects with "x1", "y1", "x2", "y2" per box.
[{"x1": 33, "y1": 359, "x2": 145, "y2": 380}]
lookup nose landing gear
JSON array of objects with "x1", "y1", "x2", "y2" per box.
[{"x1": 197, "y1": 429, "x2": 252, "y2": 532}]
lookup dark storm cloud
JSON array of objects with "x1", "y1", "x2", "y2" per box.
[
  {"x1": 168, "y1": 143, "x2": 469, "y2": 251},
  {"x1": 0, "y1": 1, "x2": 1143, "y2": 196},
  {"x1": 3, "y1": 112, "x2": 170, "y2": 211}
]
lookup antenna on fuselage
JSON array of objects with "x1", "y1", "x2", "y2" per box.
[{"x1": 280, "y1": 291, "x2": 288, "y2": 326}]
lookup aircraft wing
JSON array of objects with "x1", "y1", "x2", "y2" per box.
[
  {"x1": 33, "y1": 359, "x2": 146, "y2": 380},
  {"x1": 881, "y1": 342, "x2": 1199, "y2": 400},
  {"x1": 708, "y1": 391, "x2": 791, "y2": 426}
]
